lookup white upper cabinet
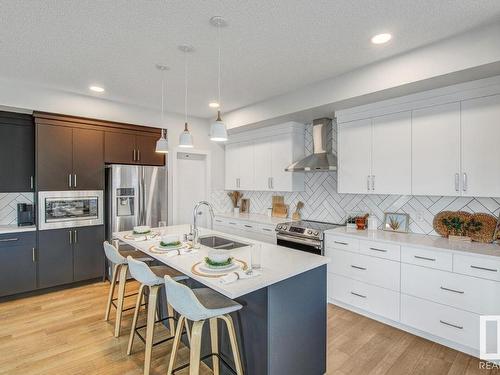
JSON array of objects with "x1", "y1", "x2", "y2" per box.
[
  {"x1": 412, "y1": 102, "x2": 461, "y2": 196},
  {"x1": 224, "y1": 122, "x2": 305, "y2": 192},
  {"x1": 461, "y1": 94, "x2": 500, "y2": 197},
  {"x1": 338, "y1": 119, "x2": 372, "y2": 194},
  {"x1": 253, "y1": 138, "x2": 272, "y2": 191},
  {"x1": 371, "y1": 111, "x2": 411, "y2": 195}
]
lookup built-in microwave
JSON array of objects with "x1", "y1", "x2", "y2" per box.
[{"x1": 38, "y1": 191, "x2": 104, "y2": 230}]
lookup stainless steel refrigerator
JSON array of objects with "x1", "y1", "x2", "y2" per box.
[{"x1": 105, "y1": 164, "x2": 167, "y2": 242}]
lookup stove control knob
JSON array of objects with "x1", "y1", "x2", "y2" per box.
[
  {"x1": 277, "y1": 225, "x2": 282, "y2": 230},
  {"x1": 307, "y1": 229, "x2": 313, "y2": 234},
  {"x1": 282, "y1": 225, "x2": 288, "y2": 230},
  {"x1": 314, "y1": 231, "x2": 319, "y2": 236}
]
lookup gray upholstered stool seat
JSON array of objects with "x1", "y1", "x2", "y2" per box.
[
  {"x1": 165, "y1": 276, "x2": 244, "y2": 375},
  {"x1": 126, "y1": 257, "x2": 188, "y2": 375}
]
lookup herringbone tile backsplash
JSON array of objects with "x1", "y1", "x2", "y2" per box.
[
  {"x1": 211, "y1": 124, "x2": 500, "y2": 235},
  {"x1": 0, "y1": 193, "x2": 34, "y2": 225}
]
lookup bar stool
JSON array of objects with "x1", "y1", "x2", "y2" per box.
[
  {"x1": 103, "y1": 241, "x2": 154, "y2": 337},
  {"x1": 126, "y1": 256, "x2": 189, "y2": 375},
  {"x1": 164, "y1": 275, "x2": 244, "y2": 375}
]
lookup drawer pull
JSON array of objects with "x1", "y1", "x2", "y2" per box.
[
  {"x1": 229, "y1": 222, "x2": 237, "y2": 225},
  {"x1": 369, "y1": 247, "x2": 388, "y2": 253},
  {"x1": 350, "y1": 292, "x2": 367, "y2": 299},
  {"x1": 440, "y1": 286, "x2": 464, "y2": 294},
  {"x1": 0, "y1": 238, "x2": 19, "y2": 242},
  {"x1": 262, "y1": 228, "x2": 272, "y2": 232},
  {"x1": 334, "y1": 241, "x2": 348, "y2": 246},
  {"x1": 244, "y1": 225, "x2": 253, "y2": 228},
  {"x1": 439, "y1": 320, "x2": 463, "y2": 330},
  {"x1": 351, "y1": 265, "x2": 367, "y2": 271},
  {"x1": 414, "y1": 255, "x2": 436, "y2": 262},
  {"x1": 470, "y1": 265, "x2": 498, "y2": 273}
]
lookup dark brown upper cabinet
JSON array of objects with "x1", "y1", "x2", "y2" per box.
[
  {"x1": 36, "y1": 124, "x2": 104, "y2": 191},
  {"x1": 105, "y1": 131, "x2": 165, "y2": 166},
  {"x1": 0, "y1": 112, "x2": 35, "y2": 192}
]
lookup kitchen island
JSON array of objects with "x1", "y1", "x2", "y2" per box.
[{"x1": 114, "y1": 224, "x2": 328, "y2": 375}]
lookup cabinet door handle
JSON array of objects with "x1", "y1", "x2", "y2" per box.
[
  {"x1": 0, "y1": 238, "x2": 18, "y2": 242},
  {"x1": 454, "y1": 173, "x2": 459, "y2": 192},
  {"x1": 334, "y1": 241, "x2": 348, "y2": 246},
  {"x1": 470, "y1": 265, "x2": 497, "y2": 273},
  {"x1": 74, "y1": 230, "x2": 77, "y2": 243},
  {"x1": 32, "y1": 248, "x2": 36, "y2": 263},
  {"x1": 73, "y1": 174, "x2": 77, "y2": 188},
  {"x1": 68, "y1": 174, "x2": 72, "y2": 188},
  {"x1": 351, "y1": 292, "x2": 367, "y2": 299},
  {"x1": 369, "y1": 247, "x2": 387, "y2": 253},
  {"x1": 367, "y1": 175, "x2": 370, "y2": 191},
  {"x1": 371, "y1": 175, "x2": 375, "y2": 191},
  {"x1": 462, "y1": 172, "x2": 467, "y2": 192},
  {"x1": 440, "y1": 320, "x2": 463, "y2": 330},
  {"x1": 244, "y1": 225, "x2": 253, "y2": 228},
  {"x1": 262, "y1": 228, "x2": 273, "y2": 232},
  {"x1": 69, "y1": 230, "x2": 72, "y2": 244},
  {"x1": 133, "y1": 149, "x2": 136, "y2": 161},
  {"x1": 270, "y1": 177, "x2": 273, "y2": 189},
  {"x1": 351, "y1": 265, "x2": 367, "y2": 271},
  {"x1": 30, "y1": 176, "x2": 34, "y2": 190},
  {"x1": 440, "y1": 286, "x2": 464, "y2": 294},
  {"x1": 414, "y1": 255, "x2": 436, "y2": 262},
  {"x1": 137, "y1": 149, "x2": 140, "y2": 161}
]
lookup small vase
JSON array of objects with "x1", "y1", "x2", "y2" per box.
[{"x1": 233, "y1": 207, "x2": 239, "y2": 215}]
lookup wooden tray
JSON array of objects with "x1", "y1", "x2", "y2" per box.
[
  {"x1": 469, "y1": 213, "x2": 498, "y2": 243},
  {"x1": 433, "y1": 211, "x2": 471, "y2": 237}
]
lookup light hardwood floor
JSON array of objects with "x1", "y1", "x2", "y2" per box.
[{"x1": 0, "y1": 281, "x2": 498, "y2": 375}]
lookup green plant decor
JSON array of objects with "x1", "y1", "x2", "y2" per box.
[
  {"x1": 160, "y1": 241, "x2": 181, "y2": 248},
  {"x1": 442, "y1": 217, "x2": 466, "y2": 236},
  {"x1": 388, "y1": 216, "x2": 401, "y2": 231}
]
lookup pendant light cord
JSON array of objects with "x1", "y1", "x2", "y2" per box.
[
  {"x1": 217, "y1": 20, "x2": 221, "y2": 106},
  {"x1": 184, "y1": 50, "x2": 188, "y2": 126}
]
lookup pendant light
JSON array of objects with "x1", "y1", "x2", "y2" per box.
[
  {"x1": 209, "y1": 16, "x2": 228, "y2": 142},
  {"x1": 155, "y1": 64, "x2": 169, "y2": 153},
  {"x1": 178, "y1": 44, "x2": 194, "y2": 148}
]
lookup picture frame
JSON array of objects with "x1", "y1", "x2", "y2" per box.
[
  {"x1": 239, "y1": 198, "x2": 250, "y2": 214},
  {"x1": 383, "y1": 212, "x2": 409, "y2": 233}
]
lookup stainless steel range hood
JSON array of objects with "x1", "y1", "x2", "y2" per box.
[{"x1": 285, "y1": 118, "x2": 337, "y2": 172}]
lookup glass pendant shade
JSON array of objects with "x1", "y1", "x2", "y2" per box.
[
  {"x1": 179, "y1": 122, "x2": 194, "y2": 148},
  {"x1": 210, "y1": 110, "x2": 228, "y2": 141},
  {"x1": 155, "y1": 129, "x2": 168, "y2": 153}
]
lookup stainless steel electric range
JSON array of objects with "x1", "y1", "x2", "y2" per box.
[{"x1": 275, "y1": 220, "x2": 345, "y2": 255}]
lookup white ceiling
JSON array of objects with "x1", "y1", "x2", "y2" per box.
[{"x1": 1, "y1": 0, "x2": 499, "y2": 118}]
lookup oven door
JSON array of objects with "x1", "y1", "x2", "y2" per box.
[
  {"x1": 38, "y1": 191, "x2": 104, "y2": 230},
  {"x1": 276, "y1": 233, "x2": 323, "y2": 255}
]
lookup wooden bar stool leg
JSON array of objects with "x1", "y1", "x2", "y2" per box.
[
  {"x1": 144, "y1": 285, "x2": 160, "y2": 375},
  {"x1": 114, "y1": 264, "x2": 129, "y2": 337},
  {"x1": 209, "y1": 318, "x2": 220, "y2": 375},
  {"x1": 167, "y1": 303, "x2": 175, "y2": 337},
  {"x1": 167, "y1": 315, "x2": 185, "y2": 375},
  {"x1": 220, "y1": 315, "x2": 244, "y2": 375},
  {"x1": 189, "y1": 320, "x2": 205, "y2": 375},
  {"x1": 104, "y1": 263, "x2": 119, "y2": 321},
  {"x1": 127, "y1": 283, "x2": 145, "y2": 355}
]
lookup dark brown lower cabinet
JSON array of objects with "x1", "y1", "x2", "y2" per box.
[
  {"x1": 38, "y1": 225, "x2": 104, "y2": 289},
  {"x1": 73, "y1": 225, "x2": 104, "y2": 281},
  {"x1": 0, "y1": 232, "x2": 36, "y2": 297}
]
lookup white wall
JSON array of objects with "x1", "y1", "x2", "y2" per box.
[
  {"x1": 224, "y1": 22, "x2": 500, "y2": 129},
  {"x1": 0, "y1": 77, "x2": 225, "y2": 222}
]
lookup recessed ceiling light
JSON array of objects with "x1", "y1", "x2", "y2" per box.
[
  {"x1": 89, "y1": 85, "x2": 105, "y2": 93},
  {"x1": 371, "y1": 33, "x2": 392, "y2": 45},
  {"x1": 209, "y1": 101, "x2": 220, "y2": 108}
]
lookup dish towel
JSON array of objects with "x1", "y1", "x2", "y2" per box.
[{"x1": 219, "y1": 270, "x2": 261, "y2": 285}]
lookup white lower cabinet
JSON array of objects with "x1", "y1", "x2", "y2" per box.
[
  {"x1": 213, "y1": 216, "x2": 276, "y2": 244},
  {"x1": 326, "y1": 233, "x2": 500, "y2": 357},
  {"x1": 328, "y1": 274, "x2": 400, "y2": 321},
  {"x1": 401, "y1": 294, "x2": 479, "y2": 350}
]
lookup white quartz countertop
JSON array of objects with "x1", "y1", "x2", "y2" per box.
[
  {"x1": 0, "y1": 225, "x2": 36, "y2": 235},
  {"x1": 325, "y1": 227, "x2": 500, "y2": 259},
  {"x1": 215, "y1": 212, "x2": 294, "y2": 226},
  {"x1": 114, "y1": 225, "x2": 328, "y2": 299}
]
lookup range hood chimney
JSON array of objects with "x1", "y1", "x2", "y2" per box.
[{"x1": 285, "y1": 118, "x2": 337, "y2": 172}]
